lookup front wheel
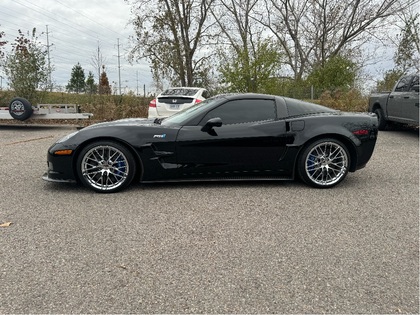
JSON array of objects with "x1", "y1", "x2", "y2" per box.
[
  {"x1": 298, "y1": 138, "x2": 350, "y2": 188},
  {"x1": 76, "y1": 141, "x2": 136, "y2": 193}
]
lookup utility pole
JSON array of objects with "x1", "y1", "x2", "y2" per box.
[
  {"x1": 136, "y1": 70, "x2": 139, "y2": 96},
  {"x1": 46, "y1": 25, "x2": 53, "y2": 92},
  {"x1": 97, "y1": 43, "x2": 101, "y2": 83},
  {"x1": 117, "y1": 38, "x2": 122, "y2": 95}
]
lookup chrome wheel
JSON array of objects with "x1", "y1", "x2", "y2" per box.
[
  {"x1": 299, "y1": 139, "x2": 349, "y2": 188},
  {"x1": 77, "y1": 142, "x2": 135, "y2": 192}
]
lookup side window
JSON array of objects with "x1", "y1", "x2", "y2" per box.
[
  {"x1": 201, "y1": 99, "x2": 276, "y2": 125},
  {"x1": 202, "y1": 90, "x2": 210, "y2": 99},
  {"x1": 409, "y1": 75, "x2": 419, "y2": 91},
  {"x1": 395, "y1": 76, "x2": 412, "y2": 92}
]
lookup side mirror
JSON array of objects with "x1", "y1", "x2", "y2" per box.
[
  {"x1": 201, "y1": 117, "x2": 222, "y2": 133},
  {"x1": 411, "y1": 85, "x2": 419, "y2": 92}
]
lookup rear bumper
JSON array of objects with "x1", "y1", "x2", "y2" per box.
[{"x1": 353, "y1": 126, "x2": 378, "y2": 172}]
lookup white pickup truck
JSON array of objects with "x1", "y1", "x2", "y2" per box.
[{"x1": 368, "y1": 74, "x2": 419, "y2": 130}]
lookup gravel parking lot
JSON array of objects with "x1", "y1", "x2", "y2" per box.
[{"x1": 0, "y1": 124, "x2": 418, "y2": 314}]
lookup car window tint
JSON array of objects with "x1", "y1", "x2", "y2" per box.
[
  {"x1": 202, "y1": 90, "x2": 210, "y2": 99},
  {"x1": 162, "y1": 88, "x2": 199, "y2": 96},
  {"x1": 202, "y1": 99, "x2": 276, "y2": 125},
  {"x1": 410, "y1": 75, "x2": 419, "y2": 90},
  {"x1": 395, "y1": 76, "x2": 412, "y2": 92}
]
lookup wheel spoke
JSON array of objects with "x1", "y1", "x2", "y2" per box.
[
  {"x1": 305, "y1": 141, "x2": 348, "y2": 186},
  {"x1": 81, "y1": 145, "x2": 130, "y2": 191}
]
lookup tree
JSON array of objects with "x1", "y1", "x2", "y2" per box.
[
  {"x1": 3, "y1": 28, "x2": 50, "y2": 102},
  {"x1": 219, "y1": 39, "x2": 282, "y2": 93},
  {"x1": 0, "y1": 27, "x2": 6, "y2": 59},
  {"x1": 259, "y1": 0, "x2": 417, "y2": 80},
  {"x1": 307, "y1": 55, "x2": 358, "y2": 92},
  {"x1": 127, "y1": 0, "x2": 216, "y2": 87},
  {"x1": 99, "y1": 65, "x2": 111, "y2": 94},
  {"x1": 67, "y1": 63, "x2": 86, "y2": 93},
  {"x1": 85, "y1": 71, "x2": 97, "y2": 94},
  {"x1": 91, "y1": 43, "x2": 107, "y2": 85},
  {"x1": 394, "y1": 11, "x2": 420, "y2": 73},
  {"x1": 213, "y1": 0, "x2": 282, "y2": 93},
  {"x1": 375, "y1": 69, "x2": 405, "y2": 91}
]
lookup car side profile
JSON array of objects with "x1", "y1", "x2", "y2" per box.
[
  {"x1": 148, "y1": 87, "x2": 209, "y2": 119},
  {"x1": 43, "y1": 93, "x2": 378, "y2": 193}
]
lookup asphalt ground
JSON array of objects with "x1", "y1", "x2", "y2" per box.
[{"x1": 0, "y1": 124, "x2": 418, "y2": 314}]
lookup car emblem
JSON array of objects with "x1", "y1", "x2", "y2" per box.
[
  {"x1": 153, "y1": 134, "x2": 166, "y2": 139},
  {"x1": 172, "y1": 99, "x2": 177, "y2": 103}
]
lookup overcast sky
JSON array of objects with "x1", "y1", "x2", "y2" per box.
[
  {"x1": 1, "y1": 0, "x2": 152, "y2": 94},
  {"x1": 1, "y1": 0, "x2": 414, "y2": 95}
]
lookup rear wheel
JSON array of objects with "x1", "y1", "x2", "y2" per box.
[
  {"x1": 9, "y1": 97, "x2": 33, "y2": 120},
  {"x1": 76, "y1": 141, "x2": 136, "y2": 193},
  {"x1": 373, "y1": 107, "x2": 387, "y2": 130},
  {"x1": 298, "y1": 138, "x2": 350, "y2": 188}
]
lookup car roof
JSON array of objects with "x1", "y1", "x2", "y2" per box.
[
  {"x1": 217, "y1": 93, "x2": 335, "y2": 117},
  {"x1": 219, "y1": 93, "x2": 276, "y2": 100}
]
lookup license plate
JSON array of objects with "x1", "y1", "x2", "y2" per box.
[{"x1": 170, "y1": 104, "x2": 180, "y2": 109}]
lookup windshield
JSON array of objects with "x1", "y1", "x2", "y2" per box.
[
  {"x1": 161, "y1": 95, "x2": 225, "y2": 126},
  {"x1": 161, "y1": 88, "x2": 199, "y2": 96}
]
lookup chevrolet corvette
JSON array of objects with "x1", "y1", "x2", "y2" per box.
[{"x1": 43, "y1": 93, "x2": 378, "y2": 193}]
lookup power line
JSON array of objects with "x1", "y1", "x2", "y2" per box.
[
  {"x1": 0, "y1": 0, "x2": 151, "y2": 88},
  {"x1": 53, "y1": 0, "x2": 127, "y2": 39}
]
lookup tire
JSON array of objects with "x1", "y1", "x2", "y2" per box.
[
  {"x1": 373, "y1": 107, "x2": 387, "y2": 131},
  {"x1": 76, "y1": 141, "x2": 136, "y2": 193},
  {"x1": 9, "y1": 97, "x2": 33, "y2": 121},
  {"x1": 298, "y1": 138, "x2": 350, "y2": 188}
]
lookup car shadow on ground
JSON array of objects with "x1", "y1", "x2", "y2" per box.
[
  {"x1": 382, "y1": 123, "x2": 419, "y2": 137},
  {"x1": 42, "y1": 178, "x2": 307, "y2": 194}
]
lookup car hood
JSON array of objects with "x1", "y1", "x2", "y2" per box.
[
  {"x1": 59, "y1": 117, "x2": 179, "y2": 148},
  {"x1": 83, "y1": 118, "x2": 156, "y2": 130}
]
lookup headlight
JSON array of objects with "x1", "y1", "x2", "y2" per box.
[{"x1": 56, "y1": 131, "x2": 79, "y2": 144}]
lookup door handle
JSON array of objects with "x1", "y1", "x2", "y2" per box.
[
  {"x1": 389, "y1": 96, "x2": 394, "y2": 99},
  {"x1": 404, "y1": 96, "x2": 409, "y2": 99}
]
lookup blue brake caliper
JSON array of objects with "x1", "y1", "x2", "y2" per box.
[
  {"x1": 115, "y1": 157, "x2": 126, "y2": 178},
  {"x1": 307, "y1": 154, "x2": 316, "y2": 176}
]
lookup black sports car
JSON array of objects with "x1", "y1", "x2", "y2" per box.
[{"x1": 43, "y1": 93, "x2": 378, "y2": 193}]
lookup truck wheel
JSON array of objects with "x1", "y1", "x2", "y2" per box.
[
  {"x1": 9, "y1": 97, "x2": 33, "y2": 121},
  {"x1": 374, "y1": 108, "x2": 387, "y2": 131}
]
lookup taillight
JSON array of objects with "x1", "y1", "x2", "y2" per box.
[
  {"x1": 149, "y1": 99, "x2": 156, "y2": 108},
  {"x1": 353, "y1": 129, "x2": 369, "y2": 136},
  {"x1": 195, "y1": 99, "x2": 202, "y2": 104}
]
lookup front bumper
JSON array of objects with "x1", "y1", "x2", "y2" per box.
[
  {"x1": 42, "y1": 146, "x2": 78, "y2": 183},
  {"x1": 42, "y1": 172, "x2": 77, "y2": 183}
]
